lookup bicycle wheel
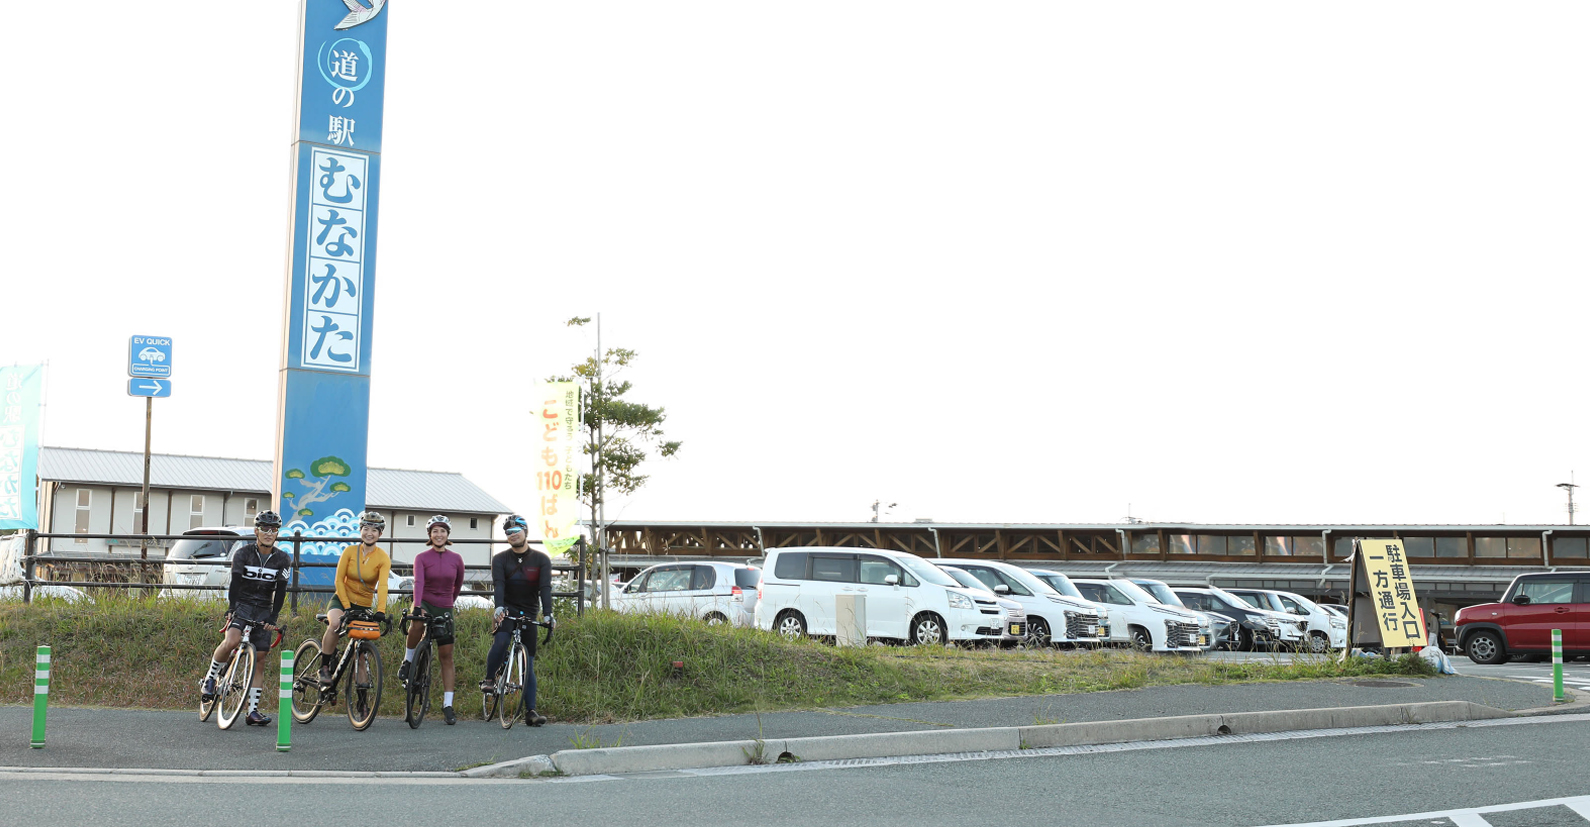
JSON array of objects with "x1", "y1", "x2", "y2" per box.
[
  {"x1": 499, "y1": 643, "x2": 525, "y2": 730},
  {"x1": 216, "y1": 645, "x2": 254, "y2": 730},
  {"x1": 291, "y1": 639, "x2": 324, "y2": 724},
  {"x1": 481, "y1": 662, "x2": 500, "y2": 723},
  {"x1": 404, "y1": 644, "x2": 430, "y2": 729},
  {"x1": 346, "y1": 640, "x2": 382, "y2": 731}
]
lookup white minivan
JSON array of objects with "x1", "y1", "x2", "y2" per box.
[
  {"x1": 755, "y1": 547, "x2": 999, "y2": 645},
  {"x1": 937, "y1": 559, "x2": 1108, "y2": 647},
  {"x1": 1226, "y1": 588, "x2": 1346, "y2": 653},
  {"x1": 612, "y1": 561, "x2": 762, "y2": 627},
  {"x1": 1071, "y1": 578, "x2": 1209, "y2": 652}
]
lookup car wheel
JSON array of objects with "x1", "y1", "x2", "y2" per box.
[
  {"x1": 1027, "y1": 617, "x2": 1052, "y2": 647},
  {"x1": 1236, "y1": 626, "x2": 1255, "y2": 652},
  {"x1": 909, "y1": 613, "x2": 946, "y2": 646},
  {"x1": 775, "y1": 611, "x2": 807, "y2": 640},
  {"x1": 1464, "y1": 630, "x2": 1507, "y2": 665},
  {"x1": 703, "y1": 612, "x2": 728, "y2": 626},
  {"x1": 1308, "y1": 632, "x2": 1330, "y2": 654},
  {"x1": 1129, "y1": 626, "x2": 1152, "y2": 652}
]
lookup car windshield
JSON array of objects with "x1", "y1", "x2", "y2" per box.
[
  {"x1": 1135, "y1": 581, "x2": 1186, "y2": 607},
  {"x1": 896, "y1": 556, "x2": 959, "y2": 587},
  {"x1": 1111, "y1": 579, "x2": 1160, "y2": 604},
  {"x1": 1208, "y1": 586, "x2": 1257, "y2": 611},
  {"x1": 998, "y1": 566, "x2": 1062, "y2": 597},
  {"x1": 941, "y1": 567, "x2": 994, "y2": 594},
  {"x1": 1031, "y1": 570, "x2": 1084, "y2": 598},
  {"x1": 168, "y1": 537, "x2": 237, "y2": 560}
]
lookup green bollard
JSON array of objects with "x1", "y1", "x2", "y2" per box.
[
  {"x1": 1553, "y1": 629, "x2": 1565, "y2": 703},
  {"x1": 277, "y1": 649, "x2": 293, "y2": 752},
  {"x1": 31, "y1": 644, "x2": 49, "y2": 748}
]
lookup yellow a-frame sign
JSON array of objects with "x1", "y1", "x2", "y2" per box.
[{"x1": 1344, "y1": 539, "x2": 1427, "y2": 659}]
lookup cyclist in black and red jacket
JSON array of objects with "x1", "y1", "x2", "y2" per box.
[
  {"x1": 200, "y1": 510, "x2": 291, "y2": 726},
  {"x1": 484, "y1": 514, "x2": 554, "y2": 726}
]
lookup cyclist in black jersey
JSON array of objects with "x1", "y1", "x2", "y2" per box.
[
  {"x1": 200, "y1": 510, "x2": 291, "y2": 726},
  {"x1": 484, "y1": 514, "x2": 553, "y2": 726}
]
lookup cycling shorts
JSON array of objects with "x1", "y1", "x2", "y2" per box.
[
  {"x1": 228, "y1": 605, "x2": 276, "y2": 652},
  {"x1": 419, "y1": 602, "x2": 455, "y2": 646}
]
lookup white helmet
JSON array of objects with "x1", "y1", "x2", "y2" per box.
[{"x1": 425, "y1": 514, "x2": 451, "y2": 534}]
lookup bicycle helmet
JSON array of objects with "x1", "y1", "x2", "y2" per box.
[
  {"x1": 501, "y1": 514, "x2": 529, "y2": 535},
  {"x1": 254, "y1": 510, "x2": 283, "y2": 529},
  {"x1": 425, "y1": 514, "x2": 451, "y2": 534},
  {"x1": 358, "y1": 510, "x2": 386, "y2": 531}
]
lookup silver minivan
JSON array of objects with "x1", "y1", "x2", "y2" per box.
[
  {"x1": 613, "y1": 561, "x2": 762, "y2": 627},
  {"x1": 162, "y1": 527, "x2": 252, "y2": 599}
]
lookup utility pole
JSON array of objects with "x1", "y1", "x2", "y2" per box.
[
  {"x1": 1558, "y1": 475, "x2": 1579, "y2": 525},
  {"x1": 595, "y1": 313, "x2": 609, "y2": 610}
]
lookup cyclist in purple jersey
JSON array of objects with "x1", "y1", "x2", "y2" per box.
[{"x1": 400, "y1": 515, "x2": 466, "y2": 724}]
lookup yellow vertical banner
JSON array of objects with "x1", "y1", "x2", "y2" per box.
[
  {"x1": 1357, "y1": 539, "x2": 1425, "y2": 648},
  {"x1": 534, "y1": 382, "x2": 582, "y2": 557}
]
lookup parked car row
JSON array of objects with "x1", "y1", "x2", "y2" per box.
[{"x1": 601, "y1": 548, "x2": 1365, "y2": 655}]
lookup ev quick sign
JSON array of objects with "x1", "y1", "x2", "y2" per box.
[{"x1": 273, "y1": 0, "x2": 389, "y2": 578}]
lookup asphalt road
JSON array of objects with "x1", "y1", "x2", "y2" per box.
[
  {"x1": 2, "y1": 714, "x2": 1584, "y2": 827},
  {"x1": 0, "y1": 675, "x2": 1555, "y2": 773},
  {"x1": 1208, "y1": 650, "x2": 1590, "y2": 697}
]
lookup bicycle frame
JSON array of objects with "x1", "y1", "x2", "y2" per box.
[{"x1": 301, "y1": 609, "x2": 385, "y2": 706}]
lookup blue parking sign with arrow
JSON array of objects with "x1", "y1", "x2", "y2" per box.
[
  {"x1": 127, "y1": 378, "x2": 171, "y2": 398},
  {"x1": 128, "y1": 336, "x2": 173, "y2": 378}
]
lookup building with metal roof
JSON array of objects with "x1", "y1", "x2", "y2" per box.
[
  {"x1": 598, "y1": 519, "x2": 1590, "y2": 616},
  {"x1": 35, "y1": 447, "x2": 512, "y2": 564}
]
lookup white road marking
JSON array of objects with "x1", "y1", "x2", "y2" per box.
[{"x1": 1254, "y1": 794, "x2": 1590, "y2": 827}]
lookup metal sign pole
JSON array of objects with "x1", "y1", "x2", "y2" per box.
[{"x1": 140, "y1": 397, "x2": 152, "y2": 562}]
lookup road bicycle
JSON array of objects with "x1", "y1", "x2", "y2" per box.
[
  {"x1": 199, "y1": 614, "x2": 283, "y2": 730},
  {"x1": 480, "y1": 614, "x2": 554, "y2": 729},
  {"x1": 289, "y1": 607, "x2": 389, "y2": 731},
  {"x1": 399, "y1": 608, "x2": 458, "y2": 728}
]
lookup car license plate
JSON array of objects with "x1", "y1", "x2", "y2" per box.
[
  {"x1": 1009, "y1": 623, "x2": 1024, "y2": 636},
  {"x1": 1090, "y1": 625, "x2": 1102, "y2": 637}
]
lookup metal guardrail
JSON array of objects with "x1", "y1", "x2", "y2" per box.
[{"x1": 13, "y1": 529, "x2": 590, "y2": 617}]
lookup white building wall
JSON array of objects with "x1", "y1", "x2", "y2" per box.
[{"x1": 37, "y1": 481, "x2": 501, "y2": 564}]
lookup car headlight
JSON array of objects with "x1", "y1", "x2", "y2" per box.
[
  {"x1": 947, "y1": 592, "x2": 974, "y2": 610},
  {"x1": 1330, "y1": 618, "x2": 1346, "y2": 628}
]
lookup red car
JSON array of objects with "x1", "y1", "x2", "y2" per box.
[{"x1": 1455, "y1": 572, "x2": 1589, "y2": 664}]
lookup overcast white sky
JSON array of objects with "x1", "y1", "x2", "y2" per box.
[{"x1": 4, "y1": 3, "x2": 1588, "y2": 528}]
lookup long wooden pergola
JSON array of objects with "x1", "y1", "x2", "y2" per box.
[{"x1": 604, "y1": 520, "x2": 1590, "y2": 567}]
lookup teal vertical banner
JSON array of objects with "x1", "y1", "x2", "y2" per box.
[
  {"x1": 0, "y1": 365, "x2": 45, "y2": 530},
  {"x1": 274, "y1": 0, "x2": 389, "y2": 579}
]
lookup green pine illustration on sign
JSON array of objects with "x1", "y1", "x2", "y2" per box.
[{"x1": 283, "y1": 456, "x2": 353, "y2": 517}]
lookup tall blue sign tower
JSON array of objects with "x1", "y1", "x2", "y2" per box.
[{"x1": 274, "y1": 0, "x2": 390, "y2": 576}]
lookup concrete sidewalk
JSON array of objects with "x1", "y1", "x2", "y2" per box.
[{"x1": 0, "y1": 675, "x2": 1564, "y2": 776}]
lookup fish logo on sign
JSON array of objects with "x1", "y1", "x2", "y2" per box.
[{"x1": 334, "y1": 0, "x2": 387, "y2": 30}]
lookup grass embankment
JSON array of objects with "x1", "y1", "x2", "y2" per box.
[{"x1": 0, "y1": 594, "x2": 1435, "y2": 723}]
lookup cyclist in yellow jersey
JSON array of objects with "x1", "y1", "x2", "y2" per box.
[{"x1": 318, "y1": 511, "x2": 392, "y2": 682}]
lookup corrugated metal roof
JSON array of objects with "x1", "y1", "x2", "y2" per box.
[
  {"x1": 609, "y1": 519, "x2": 1590, "y2": 533},
  {"x1": 38, "y1": 447, "x2": 510, "y2": 515}
]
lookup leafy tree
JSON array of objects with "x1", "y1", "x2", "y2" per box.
[{"x1": 554, "y1": 317, "x2": 681, "y2": 553}]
